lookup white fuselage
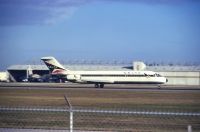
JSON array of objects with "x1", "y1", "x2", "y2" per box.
[
  {"x1": 41, "y1": 56, "x2": 167, "y2": 87},
  {"x1": 58, "y1": 70, "x2": 167, "y2": 84}
]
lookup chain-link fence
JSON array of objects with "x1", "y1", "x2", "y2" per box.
[{"x1": 0, "y1": 106, "x2": 200, "y2": 132}]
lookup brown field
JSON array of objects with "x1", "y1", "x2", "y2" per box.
[
  {"x1": 0, "y1": 83, "x2": 200, "y2": 131},
  {"x1": 0, "y1": 85, "x2": 200, "y2": 111}
]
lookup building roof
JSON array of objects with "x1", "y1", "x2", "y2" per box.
[
  {"x1": 7, "y1": 65, "x2": 48, "y2": 70},
  {"x1": 147, "y1": 66, "x2": 200, "y2": 72},
  {"x1": 7, "y1": 64, "x2": 200, "y2": 71}
]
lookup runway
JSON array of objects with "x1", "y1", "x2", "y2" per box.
[
  {"x1": 0, "y1": 82, "x2": 200, "y2": 92},
  {"x1": 0, "y1": 128, "x2": 68, "y2": 132}
]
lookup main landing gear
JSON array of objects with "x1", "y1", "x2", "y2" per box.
[{"x1": 95, "y1": 83, "x2": 104, "y2": 88}]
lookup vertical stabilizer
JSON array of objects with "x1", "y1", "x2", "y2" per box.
[{"x1": 41, "y1": 57, "x2": 68, "y2": 72}]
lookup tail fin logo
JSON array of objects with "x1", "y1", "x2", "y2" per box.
[
  {"x1": 52, "y1": 69, "x2": 66, "y2": 75},
  {"x1": 41, "y1": 57, "x2": 68, "y2": 72}
]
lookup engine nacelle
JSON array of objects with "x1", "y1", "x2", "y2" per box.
[
  {"x1": 67, "y1": 75, "x2": 76, "y2": 80},
  {"x1": 67, "y1": 74, "x2": 82, "y2": 82}
]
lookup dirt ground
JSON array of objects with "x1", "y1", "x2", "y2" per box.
[
  {"x1": 0, "y1": 85, "x2": 200, "y2": 111},
  {"x1": 0, "y1": 84, "x2": 200, "y2": 131}
]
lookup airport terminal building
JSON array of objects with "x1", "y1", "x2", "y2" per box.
[{"x1": 6, "y1": 63, "x2": 200, "y2": 86}]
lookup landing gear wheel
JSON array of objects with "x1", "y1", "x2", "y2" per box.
[
  {"x1": 95, "y1": 83, "x2": 99, "y2": 88},
  {"x1": 158, "y1": 85, "x2": 161, "y2": 89},
  {"x1": 100, "y1": 84, "x2": 104, "y2": 88},
  {"x1": 94, "y1": 83, "x2": 104, "y2": 88}
]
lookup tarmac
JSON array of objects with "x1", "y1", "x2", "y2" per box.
[{"x1": 0, "y1": 83, "x2": 200, "y2": 92}]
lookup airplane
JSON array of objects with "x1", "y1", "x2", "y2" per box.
[{"x1": 41, "y1": 57, "x2": 168, "y2": 88}]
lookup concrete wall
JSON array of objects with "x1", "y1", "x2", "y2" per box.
[{"x1": 158, "y1": 71, "x2": 200, "y2": 85}]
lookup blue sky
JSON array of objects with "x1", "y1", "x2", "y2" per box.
[{"x1": 0, "y1": 0, "x2": 200, "y2": 70}]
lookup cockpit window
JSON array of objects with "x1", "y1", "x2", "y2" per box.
[{"x1": 144, "y1": 73, "x2": 162, "y2": 77}]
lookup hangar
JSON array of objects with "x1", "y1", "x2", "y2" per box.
[{"x1": 7, "y1": 65, "x2": 49, "y2": 82}]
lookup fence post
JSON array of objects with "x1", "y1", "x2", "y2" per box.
[
  {"x1": 70, "y1": 110, "x2": 73, "y2": 132},
  {"x1": 64, "y1": 95, "x2": 73, "y2": 132},
  {"x1": 188, "y1": 125, "x2": 192, "y2": 132}
]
